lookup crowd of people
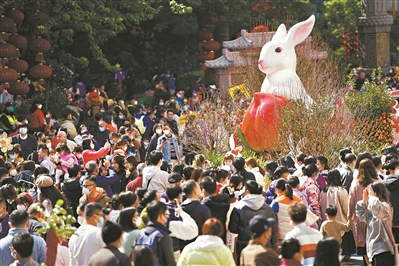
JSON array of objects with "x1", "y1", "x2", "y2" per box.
[{"x1": 0, "y1": 72, "x2": 397, "y2": 266}]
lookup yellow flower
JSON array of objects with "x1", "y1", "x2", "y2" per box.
[{"x1": 0, "y1": 132, "x2": 12, "y2": 153}]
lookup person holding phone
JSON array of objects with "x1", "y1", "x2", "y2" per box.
[{"x1": 156, "y1": 124, "x2": 182, "y2": 168}]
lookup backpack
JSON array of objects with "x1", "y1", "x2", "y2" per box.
[{"x1": 136, "y1": 229, "x2": 162, "y2": 266}]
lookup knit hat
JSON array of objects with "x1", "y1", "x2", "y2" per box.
[
  {"x1": 35, "y1": 175, "x2": 54, "y2": 188},
  {"x1": 249, "y1": 215, "x2": 275, "y2": 239},
  {"x1": 102, "y1": 221, "x2": 123, "y2": 244}
]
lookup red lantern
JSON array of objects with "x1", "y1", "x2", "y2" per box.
[
  {"x1": 0, "y1": 15, "x2": 14, "y2": 33},
  {"x1": 8, "y1": 33, "x2": 27, "y2": 50},
  {"x1": 202, "y1": 39, "x2": 220, "y2": 51},
  {"x1": 9, "y1": 58, "x2": 28, "y2": 73},
  {"x1": 29, "y1": 36, "x2": 51, "y2": 62},
  {"x1": 196, "y1": 29, "x2": 213, "y2": 41},
  {"x1": 252, "y1": 25, "x2": 269, "y2": 33},
  {"x1": 9, "y1": 79, "x2": 29, "y2": 95},
  {"x1": 0, "y1": 66, "x2": 18, "y2": 88},
  {"x1": 196, "y1": 52, "x2": 212, "y2": 63},
  {"x1": 5, "y1": 8, "x2": 24, "y2": 25},
  {"x1": 0, "y1": 42, "x2": 17, "y2": 64},
  {"x1": 29, "y1": 63, "x2": 52, "y2": 84}
]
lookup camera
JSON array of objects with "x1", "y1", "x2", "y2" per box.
[{"x1": 162, "y1": 137, "x2": 167, "y2": 141}]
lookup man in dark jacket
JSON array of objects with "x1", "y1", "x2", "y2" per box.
[
  {"x1": 233, "y1": 157, "x2": 256, "y2": 183},
  {"x1": 136, "y1": 201, "x2": 176, "y2": 266},
  {"x1": 201, "y1": 176, "x2": 230, "y2": 242},
  {"x1": 62, "y1": 164, "x2": 82, "y2": 219},
  {"x1": 27, "y1": 203, "x2": 44, "y2": 235},
  {"x1": 11, "y1": 124, "x2": 37, "y2": 160},
  {"x1": 93, "y1": 121, "x2": 110, "y2": 151},
  {"x1": 337, "y1": 153, "x2": 356, "y2": 192},
  {"x1": 88, "y1": 221, "x2": 131, "y2": 266},
  {"x1": 180, "y1": 180, "x2": 211, "y2": 249},
  {"x1": 229, "y1": 180, "x2": 278, "y2": 263},
  {"x1": 384, "y1": 170, "x2": 399, "y2": 243}
]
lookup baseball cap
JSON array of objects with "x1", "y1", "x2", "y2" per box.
[{"x1": 249, "y1": 215, "x2": 275, "y2": 238}]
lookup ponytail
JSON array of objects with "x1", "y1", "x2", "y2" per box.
[{"x1": 285, "y1": 184, "x2": 293, "y2": 200}]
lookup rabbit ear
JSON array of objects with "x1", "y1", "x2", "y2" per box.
[
  {"x1": 272, "y1": 24, "x2": 287, "y2": 41},
  {"x1": 285, "y1": 15, "x2": 315, "y2": 46}
]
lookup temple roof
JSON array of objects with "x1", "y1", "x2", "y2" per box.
[{"x1": 205, "y1": 30, "x2": 328, "y2": 69}]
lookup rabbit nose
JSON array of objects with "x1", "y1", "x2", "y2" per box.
[{"x1": 258, "y1": 60, "x2": 263, "y2": 66}]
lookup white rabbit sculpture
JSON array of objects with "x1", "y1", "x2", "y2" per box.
[{"x1": 258, "y1": 15, "x2": 315, "y2": 105}]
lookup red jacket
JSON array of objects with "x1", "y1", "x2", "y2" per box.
[
  {"x1": 126, "y1": 175, "x2": 143, "y2": 193},
  {"x1": 82, "y1": 147, "x2": 110, "y2": 166}
]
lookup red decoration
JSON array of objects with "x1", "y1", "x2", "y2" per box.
[
  {"x1": 202, "y1": 39, "x2": 220, "y2": 51},
  {"x1": 0, "y1": 15, "x2": 14, "y2": 33},
  {"x1": 0, "y1": 42, "x2": 17, "y2": 63},
  {"x1": 9, "y1": 58, "x2": 28, "y2": 73},
  {"x1": 8, "y1": 33, "x2": 27, "y2": 50},
  {"x1": 29, "y1": 36, "x2": 51, "y2": 53},
  {"x1": 9, "y1": 79, "x2": 29, "y2": 95},
  {"x1": 0, "y1": 66, "x2": 18, "y2": 88},
  {"x1": 239, "y1": 93, "x2": 289, "y2": 152},
  {"x1": 26, "y1": 10, "x2": 48, "y2": 26},
  {"x1": 196, "y1": 52, "x2": 213, "y2": 63},
  {"x1": 5, "y1": 8, "x2": 24, "y2": 25},
  {"x1": 252, "y1": 25, "x2": 269, "y2": 33},
  {"x1": 196, "y1": 29, "x2": 213, "y2": 41},
  {"x1": 29, "y1": 63, "x2": 52, "y2": 84}
]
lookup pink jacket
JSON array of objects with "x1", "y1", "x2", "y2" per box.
[{"x1": 348, "y1": 181, "x2": 367, "y2": 248}]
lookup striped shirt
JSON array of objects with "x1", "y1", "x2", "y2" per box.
[{"x1": 285, "y1": 223, "x2": 323, "y2": 266}]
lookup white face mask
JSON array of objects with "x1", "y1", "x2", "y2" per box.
[
  {"x1": 17, "y1": 205, "x2": 26, "y2": 211},
  {"x1": 90, "y1": 143, "x2": 94, "y2": 149},
  {"x1": 78, "y1": 216, "x2": 84, "y2": 225},
  {"x1": 395, "y1": 169, "x2": 399, "y2": 176},
  {"x1": 37, "y1": 104, "x2": 42, "y2": 109},
  {"x1": 46, "y1": 114, "x2": 50, "y2": 118},
  {"x1": 19, "y1": 127, "x2": 27, "y2": 134},
  {"x1": 46, "y1": 143, "x2": 52, "y2": 150},
  {"x1": 159, "y1": 102, "x2": 164, "y2": 106},
  {"x1": 82, "y1": 187, "x2": 91, "y2": 195},
  {"x1": 9, "y1": 169, "x2": 17, "y2": 176},
  {"x1": 156, "y1": 129, "x2": 163, "y2": 135},
  {"x1": 164, "y1": 130, "x2": 170, "y2": 135}
]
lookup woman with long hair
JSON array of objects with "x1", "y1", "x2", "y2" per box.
[
  {"x1": 245, "y1": 157, "x2": 266, "y2": 189},
  {"x1": 119, "y1": 207, "x2": 139, "y2": 256},
  {"x1": 356, "y1": 182, "x2": 396, "y2": 265},
  {"x1": 81, "y1": 138, "x2": 110, "y2": 167},
  {"x1": 320, "y1": 169, "x2": 355, "y2": 258},
  {"x1": 28, "y1": 100, "x2": 45, "y2": 132},
  {"x1": 110, "y1": 155, "x2": 127, "y2": 194},
  {"x1": 349, "y1": 158, "x2": 378, "y2": 265},
  {"x1": 270, "y1": 178, "x2": 302, "y2": 240}
]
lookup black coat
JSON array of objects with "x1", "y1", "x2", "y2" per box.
[
  {"x1": 337, "y1": 165, "x2": 354, "y2": 192},
  {"x1": 228, "y1": 195, "x2": 278, "y2": 261},
  {"x1": 88, "y1": 245, "x2": 131, "y2": 266},
  {"x1": 202, "y1": 193, "x2": 230, "y2": 242},
  {"x1": 385, "y1": 175, "x2": 399, "y2": 226},
  {"x1": 62, "y1": 177, "x2": 82, "y2": 211},
  {"x1": 11, "y1": 134, "x2": 38, "y2": 160}
]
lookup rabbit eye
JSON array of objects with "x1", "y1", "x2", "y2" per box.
[{"x1": 275, "y1": 47, "x2": 282, "y2": 53}]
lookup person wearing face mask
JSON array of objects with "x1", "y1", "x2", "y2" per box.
[
  {"x1": 1, "y1": 102, "x2": 18, "y2": 135},
  {"x1": 11, "y1": 124, "x2": 38, "y2": 160},
  {"x1": 60, "y1": 111, "x2": 78, "y2": 138},
  {"x1": 82, "y1": 139, "x2": 111, "y2": 167},
  {"x1": 79, "y1": 175, "x2": 111, "y2": 208},
  {"x1": 228, "y1": 180, "x2": 278, "y2": 263},
  {"x1": 156, "y1": 124, "x2": 182, "y2": 167},
  {"x1": 27, "y1": 100, "x2": 45, "y2": 133},
  {"x1": 7, "y1": 148, "x2": 22, "y2": 164},
  {"x1": 165, "y1": 95, "x2": 181, "y2": 112},
  {"x1": 88, "y1": 220, "x2": 130, "y2": 266},
  {"x1": 92, "y1": 121, "x2": 111, "y2": 151},
  {"x1": 136, "y1": 201, "x2": 176, "y2": 266},
  {"x1": 118, "y1": 207, "x2": 140, "y2": 256},
  {"x1": 145, "y1": 124, "x2": 164, "y2": 164},
  {"x1": 69, "y1": 202, "x2": 106, "y2": 266}
]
